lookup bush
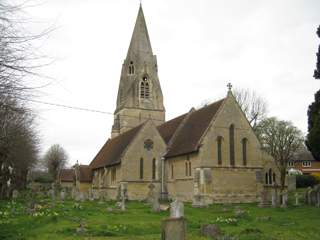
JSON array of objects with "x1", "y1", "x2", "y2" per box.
[{"x1": 296, "y1": 175, "x2": 319, "y2": 188}]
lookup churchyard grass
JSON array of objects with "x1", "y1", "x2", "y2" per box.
[{"x1": 0, "y1": 192, "x2": 319, "y2": 240}]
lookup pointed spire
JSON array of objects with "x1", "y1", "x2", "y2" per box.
[{"x1": 127, "y1": 4, "x2": 153, "y2": 59}]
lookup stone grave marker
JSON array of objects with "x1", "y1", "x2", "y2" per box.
[
  {"x1": 294, "y1": 192, "x2": 300, "y2": 206},
  {"x1": 258, "y1": 188, "x2": 269, "y2": 207},
  {"x1": 170, "y1": 199, "x2": 184, "y2": 218},
  {"x1": 281, "y1": 191, "x2": 288, "y2": 208},
  {"x1": 161, "y1": 217, "x2": 186, "y2": 240},
  {"x1": 12, "y1": 189, "x2": 19, "y2": 200},
  {"x1": 200, "y1": 224, "x2": 221, "y2": 239},
  {"x1": 271, "y1": 188, "x2": 278, "y2": 208},
  {"x1": 60, "y1": 190, "x2": 66, "y2": 201}
]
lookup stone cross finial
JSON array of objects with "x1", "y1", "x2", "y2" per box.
[{"x1": 227, "y1": 83, "x2": 232, "y2": 91}]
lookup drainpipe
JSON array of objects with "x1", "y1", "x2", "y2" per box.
[{"x1": 160, "y1": 156, "x2": 167, "y2": 200}]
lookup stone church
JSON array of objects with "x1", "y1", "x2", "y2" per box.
[{"x1": 60, "y1": 5, "x2": 278, "y2": 204}]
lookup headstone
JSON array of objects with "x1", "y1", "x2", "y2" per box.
[
  {"x1": 309, "y1": 190, "x2": 317, "y2": 206},
  {"x1": 294, "y1": 192, "x2": 300, "y2": 206},
  {"x1": 161, "y1": 217, "x2": 186, "y2": 240},
  {"x1": 147, "y1": 183, "x2": 156, "y2": 204},
  {"x1": 151, "y1": 195, "x2": 160, "y2": 212},
  {"x1": 192, "y1": 194, "x2": 206, "y2": 208},
  {"x1": 60, "y1": 190, "x2": 66, "y2": 201},
  {"x1": 287, "y1": 175, "x2": 296, "y2": 191},
  {"x1": 170, "y1": 200, "x2": 184, "y2": 218},
  {"x1": 12, "y1": 189, "x2": 19, "y2": 200},
  {"x1": 281, "y1": 191, "x2": 288, "y2": 208},
  {"x1": 258, "y1": 188, "x2": 269, "y2": 208},
  {"x1": 305, "y1": 187, "x2": 312, "y2": 204},
  {"x1": 200, "y1": 224, "x2": 221, "y2": 238}
]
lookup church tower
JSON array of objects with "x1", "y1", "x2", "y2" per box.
[{"x1": 111, "y1": 5, "x2": 165, "y2": 138}]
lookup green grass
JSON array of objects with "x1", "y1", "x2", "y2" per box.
[{"x1": 0, "y1": 191, "x2": 320, "y2": 240}]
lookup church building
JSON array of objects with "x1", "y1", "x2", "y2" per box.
[{"x1": 61, "y1": 5, "x2": 278, "y2": 204}]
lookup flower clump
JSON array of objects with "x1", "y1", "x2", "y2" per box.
[{"x1": 215, "y1": 216, "x2": 238, "y2": 225}]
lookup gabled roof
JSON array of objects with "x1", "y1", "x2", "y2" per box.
[
  {"x1": 59, "y1": 169, "x2": 74, "y2": 182},
  {"x1": 90, "y1": 124, "x2": 144, "y2": 170},
  {"x1": 164, "y1": 98, "x2": 225, "y2": 158},
  {"x1": 157, "y1": 113, "x2": 187, "y2": 144},
  {"x1": 292, "y1": 147, "x2": 315, "y2": 161},
  {"x1": 78, "y1": 165, "x2": 92, "y2": 182}
]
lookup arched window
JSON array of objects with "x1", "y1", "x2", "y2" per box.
[
  {"x1": 242, "y1": 138, "x2": 248, "y2": 166},
  {"x1": 129, "y1": 61, "x2": 134, "y2": 75},
  {"x1": 185, "y1": 162, "x2": 188, "y2": 176},
  {"x1": 217, "y1": 136, "x2": 223, "y2": 165},
  {"x1": 140, "y1": 76, "x2": 150, "y2": 99},
  {"x1": 229, "y1": 124, "x2": 235, "y2": 166},
  {"x1": 265, "y1": 172, "x2": 268, "y2": 185},
  {"x1": 152, "y1": 158, "x2": 156, "y2": 180},
  {"x1": 171, "y1": 164, "x2": 174, "y2": 179},
  {"x1": 188, "y1": 161, "x2": 192, "y2": 176},
  {"x1": 140, "y1": 158, "x2": 144, "y2": 179},
  {"x1": 273, "y1": 172, "x2": 276, "y2": 183},
  {"x1": 268, "y1": 168, "x2": 272, "y2": 185}
]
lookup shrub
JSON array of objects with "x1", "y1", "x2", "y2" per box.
[{"x1": 296, "y1": 175, "x2": 319, "y2": 188}]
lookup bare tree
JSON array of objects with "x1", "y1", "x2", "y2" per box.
[
  {"x1": 233, "y1": 88, "x2": 268, "y2": 130},
  {"x1": 43, "y1": 144, "x2": 68, "y2": 182},
  {"x1": 255, "y1": 117, "x2": 304, "y2": 190}
]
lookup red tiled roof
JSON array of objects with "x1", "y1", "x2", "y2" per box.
[
  {"x1": 59, "y1": 169, "x2": 74, "y2": 182},
  {"x1": 79, "y1": 165, "x2": 92, "y2": 182},
  {"x1": 89, "y1": 124, "x2": 144, "y2": 170},
  {"x1": 165, "y1": 98, "x2": 225, "y2": 158}
]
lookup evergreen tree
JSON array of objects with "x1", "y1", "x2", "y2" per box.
[
  {"x1": 314, "y1": 25, "x2": 320, "y2": 79},
  {"x1": 306, "y1": 90, "x2": 320, "y2": 159}
]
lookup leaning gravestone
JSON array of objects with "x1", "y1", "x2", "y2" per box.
[
  {"x1": 280, "y1": 191, "x2": 288, "y2": 208},
  {"x1": 305, "y1": 187, "x2": 312, "y2": 204}
]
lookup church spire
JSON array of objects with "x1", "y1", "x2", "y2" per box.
[
  {"x1": 111, "y1": 4, "x2": 165, "y2": 138},
  {"x1": 126, "y1": 4, "x2": 153, "y2": 60}
]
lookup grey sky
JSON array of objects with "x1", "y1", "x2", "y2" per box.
[{"x1": 22, "y1": 0, "x2": 320, "y2": 165}]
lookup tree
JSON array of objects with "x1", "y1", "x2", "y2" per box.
[
  {"x1": 0, "y1": 99, "x2": 39, "y2": 198},
  {"x1": 233, "y1": 88, "x2": 268, "y2": 130},
  {"x1": 306, "y1": 90, "x2": 320, "y2": 159},
  {"x1": 43, "y1": 144, "x2": 68, "y2": 182},
  {"x1": 256, "y1": 117, "x2": 304, "y2": 190},
  {"x1": 314, "y1": 25, "x2": 320, "y2": 79}
]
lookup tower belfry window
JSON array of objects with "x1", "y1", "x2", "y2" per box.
[
  {"x1": 140, "y1": 76, "x2": 150, "y2": 99},
  {"x1": 129, "y1": 61, "x2": 134, "y2": 75}
]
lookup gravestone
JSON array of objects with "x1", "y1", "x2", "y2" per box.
[
  {"x1": 309, "y1": 190, "x2": 317, "y2": 206},
  {"x1": 147, "y1": 183, "x2": 156, "y2": 204},
  {"x1": 12, "y1": 189, "x2": 19, "y2": 200},
  {"x1": 151, "y1": 194, "x2": 160, "y2": 212},
  {"x1": 200, "y1": 224, "x2": 221, "y2": 239},
  {"x1": 287, "y1": 175, "x2": 296, "y2": 191},
  {"x1": 281, "y1": 191, "x2": 288, "y2": 208},
  {"x1": 161, "y1": 217, "x2": 186, "y2": 240},
  {"x1": 258, "y1": 188, "x2": 269, "y2": 208},
  {"x1": 60, "y1": 190, "x2": 66, "y2": 201},
  {"x1": 294, "y1": 192, "x2": 300, "y2": 206},
  {"x1": 305, "y1": 187, "x2": 312, "y2": 204},
  {"x1": 170, "y1": 200, "x2": 184, "y2": 218}
]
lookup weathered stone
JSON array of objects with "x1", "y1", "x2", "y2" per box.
[
  {"x1": 287, "y1": 175, "x2": 296, "y2": 192},
  {"x1": 170, "y1": 200, "x2": 184, "y2": 218},
  {"x1": 151, "y1": 195, "x2": 160, "y2": 212},
  {"x1": 200, "y1": 224, "x2": 221, "y2": 238},
  {"x1": 12, "y1": 189, "x2": 19, "y2": 199},
  {"x1": 280, "y1": 191, "x2": 288, "y2": 208},
  {"x1": 258, "y1": 188, "x2": 269, "y2": 208},
  {"x1": 161, "y1": 217, "x2": 186, "y2": 240},
  {"x1": 294, "y1": 193, "x2": 300, "y2": 206},
  {"x1": 60, "y1": 191, "x2": 66, "y2": 201}
]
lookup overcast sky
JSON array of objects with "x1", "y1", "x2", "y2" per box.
[{"x1": 20, "y1": 0, "x2": 320, "y2": 165}]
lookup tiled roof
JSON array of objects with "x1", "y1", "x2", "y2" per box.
[
  {"x1": 89, "y1": 124, "x2": 144, "y2": 170},
  {"x1": 292, "y1": 149, "x2": 315, "y2": 161},
  {"x1": 165, "y1": 98, "x2": 225, "y2": 158},
  {"x1": 157, "y1": 113, "x2": 187, "y2": 144},
  {"x1": 59, "y1": 169, "x2": 74, "y2": 182}
]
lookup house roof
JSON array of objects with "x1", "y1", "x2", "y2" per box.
[
  {"x1": 292, "y1": 149, "x2": 315, "y2": 161},
  {"x1": 59, "y1": 169, "x2": 74, "y2": 182},
  {"x1": 90, "y1": 123, "x2": 144, "y2": 170},
  {"x1": 78, "y1": 165, "x2": 92, "y2": 182},
  {"x1": 164, "y1": 98, "x2": 225, "y2": 158}
]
